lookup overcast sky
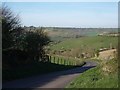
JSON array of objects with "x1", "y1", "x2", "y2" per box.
[{"x1": 5, "y1": 2, "x2": 118, "y2": 28}]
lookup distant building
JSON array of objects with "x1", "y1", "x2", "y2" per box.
[{"x1": 98, "y1": 32, "x2": 119, "y2": 37}]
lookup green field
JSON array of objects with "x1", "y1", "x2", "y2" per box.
[
  {"x1": 49, "y1": 36, "x2": 118, "y2": 58},
  {"x1": 50, "y1": 36, "x2": 118, "y2": 51},
  {"x1": 66, "y1": 59, "x2": 118, "y2": 88}
]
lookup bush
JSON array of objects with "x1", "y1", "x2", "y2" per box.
[{"x1": 2, "y1": 5, "x2": 22, "y2": 49}]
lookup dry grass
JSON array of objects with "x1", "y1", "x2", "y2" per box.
[
  {"x1": 98, "y1": 49, "x2": 117, "y2": 60},
  {"x1": 100, "y1": 58, "x2": 118, "y2": 76}
]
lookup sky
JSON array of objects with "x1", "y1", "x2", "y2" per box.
[{"x1": 5, "y1": 2, "x2": 118, "y2": 28}]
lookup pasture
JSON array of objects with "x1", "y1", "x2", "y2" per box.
[
  {"x1": 49, "y1": 36, "x2": 118, "y2": 58},
  {"x1": 50, "y1": 36, "x2": 118, "y2": 51}
]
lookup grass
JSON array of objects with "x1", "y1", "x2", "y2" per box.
[
  {"x1": 66, "y1": 59, "x2": 118, "y2": 88},
  {"x1": 50, "y1": 36, "x2": 118, "y2": 51},
  {"x1": 66, "y1": 67, "x2": 118, "y2": 88}
]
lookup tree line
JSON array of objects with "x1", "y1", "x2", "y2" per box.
[{"x1": 2, "y1": 5, "x2": 50, "y2": 69}]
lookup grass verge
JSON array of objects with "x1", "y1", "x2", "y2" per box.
[{"x1": 66, "y1": 59, "x2": 118, "y2": 88}]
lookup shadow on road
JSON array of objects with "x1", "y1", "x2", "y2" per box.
[{"x1": 2, "y1": 61, "x2": 97, "y2": 89}]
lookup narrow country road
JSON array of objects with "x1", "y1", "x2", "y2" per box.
[{"x1": 3, "y1": 61, "x2": 97, "y2": 89}]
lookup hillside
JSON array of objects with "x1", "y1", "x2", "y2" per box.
[
  {"x1": 49, "y1": 36, "x2": 118, "y2": 58},
  {"x1": 50, "y1": 36, "x2": 118, "y2": 50}
]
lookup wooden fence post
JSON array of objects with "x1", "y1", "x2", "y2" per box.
[
  {"x1": 66, "y1": 60, "x2": 67, "y2": 65},
  {"x1": 65, "y1": 60, "x2": 66, "y2": 65},
  {"x1": 68, "y1": 58, "x2": 69, "y2": 65},
  {"x1": 57, "y1": 57, "x2": 59, "y2": 64},
  {"x1": 47, "y1": 56, "x2": 49, "y2": 62},
  {"x1": 54, "y1": 56, "x2": 55, "y2": 63},
  {"x1": 64, "y1": 59, "x2": 65, "y2": 65},
  {"x1": 49, "y1": 56, "x2": 51, "y2": 63},
  {"x1": 67, "y1": 60, "x2": 69, "y2": 65},
  {"x1": 61, "y1": 58, "x2": 62, "y2": 64},
  {"x1": 50, "y1": 56, "x2": 52, "y2": 63},
  {"x1": 60, "y1": 58, "x2": 62, "y2": 64}
]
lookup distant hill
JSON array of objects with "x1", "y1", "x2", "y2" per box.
[
  {"x1": 23, "y1": 26, "x2": 118, "y2": 41},
  {"x1": 44, "y1": 28, "x2": 118, "y2": 41}
]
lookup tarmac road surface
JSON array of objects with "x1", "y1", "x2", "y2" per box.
[{"x1": 3, "y1": 61, "x2": 97, "y2": 89}]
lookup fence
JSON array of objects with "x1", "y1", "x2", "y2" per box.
[{"x1": 48, "y1": 55, "x2": 82, "y2": 66}]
